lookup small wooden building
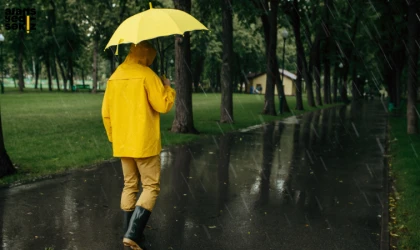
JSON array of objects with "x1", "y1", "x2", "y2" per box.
[{"x1": 246, "y1": 69, "x2": 297, "y2": 95}]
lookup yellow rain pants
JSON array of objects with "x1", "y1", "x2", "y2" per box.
[{"x1": 120, "y1": 156, "x2": 160, "y2": 211}]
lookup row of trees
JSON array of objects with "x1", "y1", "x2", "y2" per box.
[
  {"x1": 176, "y1": 0, "x2": 419, "y2": 136},
  {"x1": 0, "y1": 0, "x2": 419, "y2": 177}
]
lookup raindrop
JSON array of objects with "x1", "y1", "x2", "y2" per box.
[
  {"x1": 212, "y1": 136, "x2": 219, "y2": 149},
  {"x1": 229, "y1": 164, "x2": 237, "y2": 178},
  {"x1": 198, "y1": 178, "x2": 207, "y2": 193},
  {"x1": 305, "y1": 149, "x2": 314, "y2": 164},
  {"x1": 311, "y1": 124, "x2": 320, "y2": 138},
  {"x1": 199, "y1": 84, "x2": 207, "y2": 96},
  {"x1": 351, "y1": 122, "x2": 359, "y2": 137},
  {"x1": 376, "y1": 193, "x2": 384, "y2": 208},
  {"x1": 411, "y1": 143, "x2": 418, "y2": 158},
  {"x1": 240, "y1": 194, "x2": 251, "y2": 214},
  {"x1": 320, "y1": 157, "x2": 328, "y2": 171},
  {"x1": 366, "y1": 164, "x2": 374, "y2": 178},
  {"x1": 315, "y1": 196, "x2": 323, "y2": 211},
  {"x1": 181, "y1": 172, "x2": 196, "y2": 199},
  {"x1": 216, "y1": 122, "x2": 225, "y2": 135},
  {"x1": 362, "y1": 192, "x2": 371, "y2": 206},
  {"x1": 376, "y1": 137, "x2": 384, "y2": 154},
  {"x1": 224, "y1": 204, "x2": 234, "y2": 219}
]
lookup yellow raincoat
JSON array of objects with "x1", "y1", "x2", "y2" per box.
[{"x1": 102, "y1": 42, "x2": 176, "y2": 158}]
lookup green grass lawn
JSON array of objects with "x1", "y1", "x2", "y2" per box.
[
  {"x1": 0, "y1": 91, "x2": 340, "y2": 186},
  {"x1": 388, "y1": 113, "x2": 420, "y2": 249}
]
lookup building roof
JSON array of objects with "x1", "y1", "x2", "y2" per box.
[
  {"x1": 279, "y1": 69, "x2": 297, "y2": 80},
  {"x1": 246, "y1": 72, "x2": 265, "y2": 79},
  {"x1": 247, "y1": 69, "x2": 297, "y2": 80}
]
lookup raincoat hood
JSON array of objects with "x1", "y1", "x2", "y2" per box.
[
  {"x1": 109, "y1": 41, "x2": 157, "y2": 81},
  {"x1": 124, "y1": 41, "x2": 156, "y2": 66}
]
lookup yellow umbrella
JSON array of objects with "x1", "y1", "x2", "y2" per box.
[{"x1": 105, "y1": 2, "x2": 208, "y2": 55}]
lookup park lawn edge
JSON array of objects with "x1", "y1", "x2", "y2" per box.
[
  {"x1": 388, "y1": 114, "x2": 420, "y2": 249},
  {"x1": 0, "y1": 99, "x2": 344, "y2": 189}
]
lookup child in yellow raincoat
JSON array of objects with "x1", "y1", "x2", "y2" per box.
[{"x1": 102, "y1": 41, "x2": 176, "y2": 250}]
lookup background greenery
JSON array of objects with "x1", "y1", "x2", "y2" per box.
[{"x1": 0, "y1": 91, "x2": 338, "y2": 186}]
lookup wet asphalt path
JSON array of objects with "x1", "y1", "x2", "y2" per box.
[{"x1": 0, "y1": 101, "x2": 388, "y2": 250}]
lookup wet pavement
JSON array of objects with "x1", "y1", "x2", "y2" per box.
[{"x1": 0, "y1": 101, "x2": 388, "y2": 250}]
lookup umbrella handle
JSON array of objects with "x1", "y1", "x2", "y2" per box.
[{"x1": 115, "y1": 39, "x2": 124, "y2": 55}]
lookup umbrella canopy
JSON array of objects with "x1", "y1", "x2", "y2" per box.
[{"x1": 105, "y1": 2, "x2": 208, "y2": 54}]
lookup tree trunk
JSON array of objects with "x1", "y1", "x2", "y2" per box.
[
  {"x1": 351, "y1": 67, "x2": 358, "y2": 99},
  {"x1": 393, "y1": 48, "x2": 405, "y2": 106},
  {"x1": 262, "y1": 0, "x2": 280, "y2": 115},
  {"x1": 276, "y1": 59, "x2": 291, "y2": 113},
  {"x1": 255, "y1": 0, "x2": 277, "y2": 114},
  {"x1": 313, "y1": 41, "x2": 322, "y2": 106},
  {"x1": 340, "y1": 73, "x2": 349, "y2": 102},
  {"x1": 171, "y1": 0, "x2": 198, "y2": 134},
  {"x1": 58, "y1": 60, "x2": 68, "y2": 91},
  {"x1": 340, "y1": 17, "x2": 358, "y2": 103},
  {"x1": 290, "y1": 0, "x2": 314, "y2": 108},
  {"x1": 351, "y1": 66, "x2": 363, "y2": 100},
  {"x1": 45, "y1": 54, "x2": 53, "y2": 92},
  {"x1": 92, "y1": 38, "x2": 98, "y2": 93},
  {"x1": 295, "y1": 56, "x2": 304, "y2": 110},
  {"x1": 289, "y1": 0, "x2": 304, "y2": 110},
  {"x1": 323, "y1": 53, "x2": 331, "y2": 104},
  {"x1": 193, "y1": 55, "x2": 205, "y2": 93},
  {"x1": 35, "y1": 59, "x2": 41, "y2": 89},
  {"x1": 309, "y1": 26, "x2": 323, "y2": 107},
  {"x1": 323, "y1": 0, "x2": 331, "y2": 104},
  {"x1": 385, "y1": 68, "x2": 395, "y2": 104},
  {"x1": 220, "y1": 0, "x2": 234, "y2": 123},
  {"x1": 68, "y1": 57, "x2": 74, "y2": 91},
  {"x1": 53, "y1": 55, "x2": 60, "y2": 91},
  {"x1": 81, "y1": 68, "x2": 85, "y2": 86},
  {"x1": 407, "y1": 0, "x2": 419, "y2": 134},
  {"x1": 333, "y1": 64, "x2": 338, "y2": 103},
  {"x1": 17, "y1": 38, "x2": 25, "y2": 92},
  {"x1": 395, "y1": 69, "x2": 401, "y2": 106},
  {"x1": 0, "y1": 112, "x2": 15, "y2": 178}
]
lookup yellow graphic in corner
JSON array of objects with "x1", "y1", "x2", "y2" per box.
[{"x1": 26, "y1": 15, "x2": 29, "y2": 33}]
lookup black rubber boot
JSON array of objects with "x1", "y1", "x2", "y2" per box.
[
  {"x1": 123, "y1": 210, "x2": 134, "y2": 234},
  {"x1": 123, "y1": 206, "x2": 151, "y2": 250}
]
